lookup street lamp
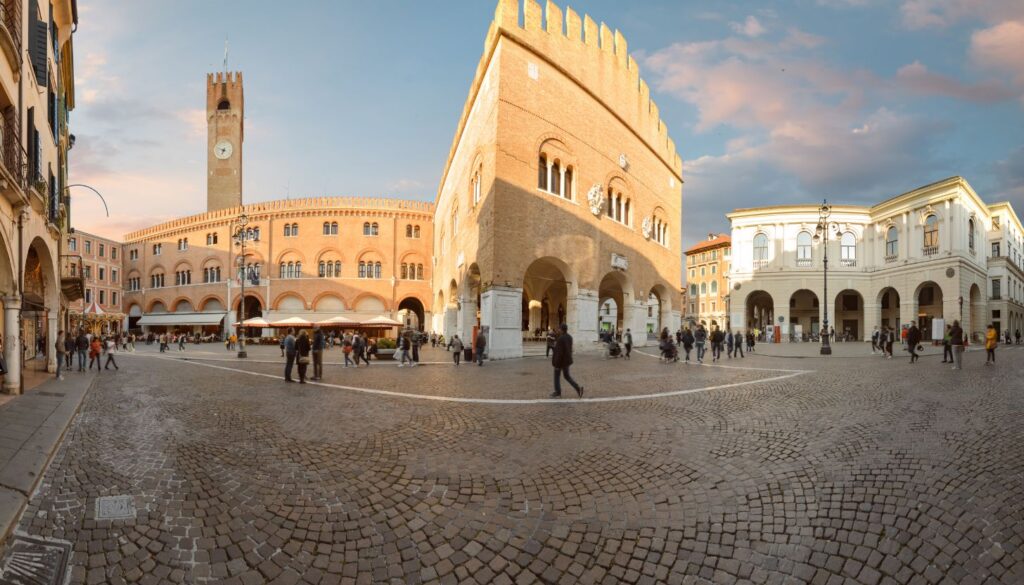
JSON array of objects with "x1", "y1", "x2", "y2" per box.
[
  {"x1": 233, "y1": 213, "x2": 250, "y2": 358},
  {"x1": 812, "y1": 200, "x2": 839, "y2": 356}
]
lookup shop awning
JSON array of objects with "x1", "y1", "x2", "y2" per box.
[{"x1": 137, "y1": 312, "x2": 226, "y2": 326}]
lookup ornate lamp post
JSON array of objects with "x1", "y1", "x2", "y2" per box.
[
  {"x1": 233, "y1": 213, "x2": 249, "y2": 358},
  {"x1": 812, "y1": 200, "x2": 839, "y2": 356}
]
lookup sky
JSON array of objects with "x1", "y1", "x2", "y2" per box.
[{"x1": 70, "y1": 0, "x2": 1024, "y2": 252}]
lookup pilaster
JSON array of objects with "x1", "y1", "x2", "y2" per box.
[
  {"x1": 3, "y1": 296, "x2": 22, "y2": 395},
  {"x1": 479, "y1": 286, "x2": 522, "y2": 359}
]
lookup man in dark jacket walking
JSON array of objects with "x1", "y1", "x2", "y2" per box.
[
  {"x1": 311, "y1": 327, "x2": 325, "y2": 381},
  {"x1": 550, "y1": 323, "x2": 583, "y2": 398},
  {"x1": 950, "y1": 320, "x2": 965, "y2": 370},
  {"x1": 75, "y1": 331, "x2": 89, "y2": 371},
  {"x1": 907, "y1": 321, "x2": 921, "y2": 363},
  {"x1": 475, "y1": 330, "x2": 487, "y2": 366}
]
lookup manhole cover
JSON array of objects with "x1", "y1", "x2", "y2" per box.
[
  {"x1": 36, "y1": 392, "x2": 64, "y2": 398},
  {"x1": 0, "y1": 535, "x2": 71, "y2": 585},
  {"x1": 95, "y1": 495, "x2": 136, "y2": 520}
]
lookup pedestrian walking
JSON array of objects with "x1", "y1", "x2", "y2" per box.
[
  {"x1": 871, "y1": 326, "x2": 880, "y2": 354},
  {"x1": 88, "y1": 337, "x2": 103, "y2": 371},
  {"x1": 450, "y1": 335, "x2": 463, "y2": 366},
  {"x1": 941, "y1": 325, "x2": 953, "y2": 363},
  {"x1": 985, "y1": 323, "x2": 997, "y2": 366},
  {"x1": 475, "y1": 329, "x2": 487, "y2": 366},
  {"x1": 63, "y1": 333, "x2": 74, "y2": 370},
  {"x1": 710, "y1": 327, "x2": 724, "y2": 362},
  {"x1": 310, "y1": 327, "x2": 325, "y2": 380},
  {"x1": 622, "y1": 328, "x2": 633, "y2": 360},
  {"x1": 1005, "y1": 329, "x2": 1012, "y2": 345},
  {"x1": 1016, "y1": 329, "x2": 1021, "y2": 345},
  {"x1": 732, "y1": 330, "x2": 744, "y2": 358},
  {"x1": 907, "y1": 321, "x2": 921, "y2": 363},
  {"x1": 412, "y1": 332, "x2": 421, "y2": 364},
  {"x1": 725, "y1": 331, "x2": 734, "y2": 359},
  {"x1": 681, "y1": 328, "x2": 694, "y2": 363},
  {"x1": 545, "y1": 329, "x2": 556, "y2": 358},
  {"x1": 75, "y1": 330, "x2": 89, "y2": 371},
  {"x1": 296, "y1": 330, "x2": 311, "y2": 383},
  {"x1": 550, "y1": 323, "x2": 583, "y2": 398},
  {"x1": 104, "y1": 337, "x2": 119, "y2": 370},
  {"x1": 54, "y1": 331, "x2": 65, "y2": 380},
  {"x1": 354, "y1": 333, "x2": 369, "y2": 366},
  {"x1": 398, "y1": 333, "x2": 413, "y2": 367},
  {"x1": 342, "y1": 336, "x2": 354, "y2": 367},
  {"x1": 178, "y1": 333, "x2": 186, "y2": 351},
  {"x1": 884, "y1": 326, "x2": 894, "y2": 358},
  {"x1": 950, "y1": 320, "x2": 965, "y2": 370},
  {"x1": 747, "y1": 331, "x2": 755, "y2": 353},
  {"x1": 694, "y1": 325, "x2": 707, "y2": 363},
  {"x1": 283, "y1": 328, "x2": 297, "y2": 382}
]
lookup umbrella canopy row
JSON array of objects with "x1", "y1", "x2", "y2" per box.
[{"x1": 233, "y1": 315, "x2": 403, "y2": 327}]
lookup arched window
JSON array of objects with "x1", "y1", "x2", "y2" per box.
[
  {"x1": 472, "y1": 170, "x2": 482, "y2": 205},
  {"x1": 358, "y1": 262, "x2": 366, "y2": 278},
  {"x1": 413, "y1": 225, "x2": 420, "y2": 238},
  {"x1": 690, "y1": 283, "x2": 697, "y2": 296},
  {"x1": 331, "y1": 222, "x2": 338, "y2": 235},
  {"x1": 400, "y1": 263, "x2": 408, "y2": 279},
  {"x1": 374, "y1": 262, "x2": 382, "y2": 279},
  {"x1": 416, "y1": 264, "x2": 424, "y2": 280},
  {"x1": 840, "y1": 232, "x2": 856, "y2": 265},
  {"x1": 406, "y1": 224, "x2": 413, "y2": 238},
  {"x1": 564, "y1": 166, "x2": 573, "y2": 200},
  {"x1": 885, "y1": 226, "x2": 898, "y2": 258},
  {"x1": 363, "y1": 222, "x2": 371, "y2": 236},
  {"x1": 700, "y1": 282, "x2": 707, "y2": 295},
  {"x1": 924, "y1": 215, "x2": 939, "y2": 250},
  {"x1": 333, "y1": 261, "x2": 341, "y2": 276},
  {"x1": 371, "y1": 222, "x2": 379, "y2": 236},
  {"x1": 797, "y1": 232, "x2": 812, "y2": 265},
  {"x1": 968, "y1": 218, "x2": 975, "y2": 252},
  {"x1": 284, "y1": 224, "x2": 291, "y2": 237},
  {"x1": 710, "y1": 281, "x2": 718, "y2": 294},
  {"x1": 319, "y1": 261, "x2": 326, "y2": 277},
  {"x1": 294, "y1": 261, "x2": 302, "y2": 278},
  {"x1": 217, "y1": 99, "x2": 230, "y2": 110},
  {"x1": 323, "y1": 222, "x2": 331, "y2": 235},
  {"x1": 206, "y1": 233, "x2": 213, "y2": 245},
  {"x1": 753, "y1": 233, "x2": 769, "y2": 266},
  {"x1": 551, "y1": 160, "x2": 562, "y2": 196},
  {"x1": 291, "y1": 223, "x2": 299, "y2": 236},
  {"x1": 279, "y1": 262, "x2": 287, "y2": 278},
  {"x1": 538, "y1": 154, "x2": 547, "y2": 190}
]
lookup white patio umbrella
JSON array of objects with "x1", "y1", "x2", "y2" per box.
[
  {"x1": 316, "y1": 315, "x2": 361, "y2": 327},
  {"x1": 361, "y1": 315, "x2": 403, "y2": 326},
  {"x1": 234, "y1": 316, "x2": 270, "y2": 327},
  {"x1": 269, "y1": 316, "x2": 313, "y2": 327}
]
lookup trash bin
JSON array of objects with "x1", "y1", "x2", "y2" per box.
[{"x1": 464, "y1": 348, "x2": 473, "y2": 362}]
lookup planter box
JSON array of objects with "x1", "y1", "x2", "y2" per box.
[{"x1": 375, "y1": 349, "x2": 396, "y2": 360}]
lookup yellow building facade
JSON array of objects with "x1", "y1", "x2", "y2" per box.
[
  {"x1": 432, "y1": 0, "x2": 684, "y2": 357},
  {"x1": 684, "y1": 234, "x2": 732, "y2": 329}
]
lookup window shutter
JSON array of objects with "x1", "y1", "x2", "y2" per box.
[{"x1": 29, "y1": 16, "x2": 48, "y2": 86}]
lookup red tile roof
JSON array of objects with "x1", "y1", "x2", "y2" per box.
[{"x1": 685, "y1": 234, "x2": 731, "y2": 254}]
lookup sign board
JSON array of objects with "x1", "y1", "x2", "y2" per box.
[
  {"x1": 931, "y1": 318, "x2": 945, "y2": 341},
  {"x1": 611, "y1": 253, "x2": 628, "y2": 270}
]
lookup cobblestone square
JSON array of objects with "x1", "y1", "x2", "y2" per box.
[{"x1": 5, "y1": 344, "x2": 1024, "y2": 584}]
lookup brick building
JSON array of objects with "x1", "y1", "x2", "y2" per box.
[{"x1": 66, "y1": 230, "x2": 123, "y2": 333}]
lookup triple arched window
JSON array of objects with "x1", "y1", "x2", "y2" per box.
[
  {"x1": 358, "y1": 261, "x2": 382, "y2": 279},
  {"x1": 238, "y1": 263, "x2": 261, "y2": 282},
  {"x1": 318, "y1": 260, "x2": 342, "y2": 278},
  {"x1": 284, "y1": 223, "x2": 299, "y2": 237},
  {"x1": 175, "y1": 270, "x2": 192, "y2": 285},
  {"x1": 400, "y1": 263, "x2": 424, "y2": 280},
  {"x1": 537, "y1": 153, "x2": 574, "y2": 199},
  {"x1": 150, "y1": 272, "x2": 165, "y2": 288},
  {"x1": 363, "y1": 222, "x2": 379, "y2": 236},
  {"x1": 606, "y1": 187, "x2": 631, "y2": 227},
  {"x1": 322, "y1": 221, "x2": 338, "y2": 236},
  {"x1": 652, "y1": 218, "x2": 669, "y2": 246},
  {"x1": 203, "y1": 266, "x2": 222, "y2": 283},
  {"x1": 278, "y1": 261, "x2": 303, "y2": 279}
]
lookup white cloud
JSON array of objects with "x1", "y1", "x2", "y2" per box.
[
  {"x1": 900, "y1": 0, "x2": 1024, "y2": 29},
  {"x1": 730, "y1": 16, "x2": 766, "y2": 38}
]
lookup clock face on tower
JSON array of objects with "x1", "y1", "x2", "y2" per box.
[{"x1": 214, "y1": 140, "x2": 233, "y2": 160}]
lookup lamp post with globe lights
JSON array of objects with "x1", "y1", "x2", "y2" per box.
[
  {"x1": 232, "y1": 213, "x2": 250, "y2": 358},
  {"x1": 812, "y1": 200, "x2": 840, "y2": 355}
]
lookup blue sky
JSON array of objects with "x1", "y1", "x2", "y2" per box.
[{"x1": 71, "y1": 0, "x2": 1024, "y2": 251}]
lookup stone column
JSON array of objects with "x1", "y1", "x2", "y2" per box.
[
  {"x1": 774, "y1": 302, "x2": 790, "y2": 342},
  {"x1": 47, "y1": 313, "x2": 58, "y2": 373},
  {"x1": 864, "y1": 301, "x2": 881, "y2": 334},
  {"x1": 568, "y1": 288, "x2": 599, "y2": 347},
  {"x1": 457, "y1": 298, "x2": 477, "y2": 341},
  {"x1": 444, "y1": 308, "x2": 457, "y2": 340},
  {"x1": 3, "y1": 296, "x2": 21, "y2": 395},
  {"x1": 479, "y1": 285, "x2": 522, "y2": 359},
  {"x1": 899, "y1": 300, "x2": 916, "y2": 333},
  {"x1": 527, "y1": 304, "x2": 542, "y2": 332}
]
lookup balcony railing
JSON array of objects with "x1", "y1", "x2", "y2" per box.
[
  {"x1": 0, "y1": 0, "x2": 21, "y2": 61},
  {"x1": 60, "y1": 255, "x2": 85, "y2": 302},
  {"x1": 922, "y1": 245, "x2": 939, "y2": 256},
  {"x1": 991, "y1": 294, "x2": 1002, "y2": 301},
  {"x1": 796, "y1": 258, "x2": 812, "y2": 267},
  {"x1": 839, "y1": 258, "x2": 856, "y2": 267},
  {"x1": 884, "y1": 254, "x2": 898, "y2": 263},
  {"x1": 753, "y1": 259, "x2": 769, "y2": 270},
  {"x1": 0, "y1": 129, "x2": 27, "y2": 191}
]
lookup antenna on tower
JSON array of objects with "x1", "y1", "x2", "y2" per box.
[{"x1": 223, "y1": 36, "x2": 229, "y2": 72}]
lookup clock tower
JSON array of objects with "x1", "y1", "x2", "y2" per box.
[{"x1": 207, "y1": 71, "x2": 244, "y2": 212}]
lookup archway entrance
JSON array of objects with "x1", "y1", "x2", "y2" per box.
[
  {"x1": 745, "y1": 290, "x2": 774, "y2": 341},
  {"x1": 522, "y1": 257, "x2": 571, "y2": 341},
  {"x1": 398, "y1": 297, "x2": 425, "y2": 331},
  {"x1": 23, "y1": 240, "x2": 58, "y2": 373},
  {"x1": 648, "y1": 284, "x2": 672, "y2": 338},
  {"x1": 915, "y1": 282, "x2": 943, "y2": 341},
  {"x1": 788, "y1": 289, "x2": 819, "y2": 341},
  {"x1": 834, "y1": 289, "x2": 864, "y2": 341},
  {"x1": 879, "y1": 287, "x2": 900, "y2": 331},
  {"x1": 969, "y1": 283, "x2": 984, "y2": 342},
  {"x1": 597, "y1": 271, "x2": 631, "y2": 336},
  {"x1": 235, "y1": 295, "x2": 263, "y2": 325}
]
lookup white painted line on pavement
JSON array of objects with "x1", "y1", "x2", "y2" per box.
[
  {"x1": 631, "y1": 349, "x2": 810, "y2": 373},
  {"x1": 122, "y1": 353, "x2": 812, "y2": 405}
]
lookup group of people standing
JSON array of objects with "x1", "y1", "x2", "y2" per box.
[
  {"x1": 54, "y1": 329, "x2": 122, "y2": 379},
  {"x1": 664, "y1": 325, "x2": 754, "y2": 364},
  {"x1": 871, "y1": 320, "x2": 1006, "y2": 369},
  {"x1": 280, "y1": 328, "x2": 378, "y2": 383}
]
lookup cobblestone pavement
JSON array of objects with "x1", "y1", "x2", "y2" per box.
[{"x1": 5, "y1": 344, "x2": 1024, "y2": 584}]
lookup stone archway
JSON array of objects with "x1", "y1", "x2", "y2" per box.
[
  {"x1": 834, "y1": 289, "x2": 864, "y2": 341},
  {"x1": 648, "y1": 284, "x2": 673, "y2": 339},
  {"x1": 22, "y1": 238, "x2": 59, "y2": 376},
  {"x1": 969, "y1": 283, "x2": 984, "y2": 342},
  {"x1": 878, "y1": 287, "x2": 900, "y2": 332},
  {"x1": 523, "y1": 257, "x2": 572, "y2": 334},
  {"x1": 914, "y1": 281, "x2": 943, "y2": 342},
  {"x1": 597, "y1": 271, "x2": 632, "y2": 336},
  {"x1": 788, "y1": 289, "x2": 819, "y2": 341},
  {"x1": 398, "y1": 297, "x2": 426, "y2": 331},
  {"x1": 745, "y1": 290, "x2": 775, "y2": 341}
]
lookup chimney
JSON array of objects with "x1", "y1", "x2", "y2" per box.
[{"x1": 707, "y1": 233, "x2": 715, "y2": 241}]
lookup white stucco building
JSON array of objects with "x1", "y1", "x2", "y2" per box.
[{"x1": 727, "y1": 177, "x2": 1024, "y2": 343}]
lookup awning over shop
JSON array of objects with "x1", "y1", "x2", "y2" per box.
[{"x1": 137, "y1": 312, "x2": 226, "y2": 326}]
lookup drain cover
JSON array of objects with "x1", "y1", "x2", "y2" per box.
[
  {"x1": 0, "y1": 535, "x2": 71, "y2": 585},
  {"x1": 95, "y1": 495, "x2": 136, "y2": 520}
]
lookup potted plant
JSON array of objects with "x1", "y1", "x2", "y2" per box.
[{"x1": 375, "y1": 337, "x2": 397, "y2": 360}]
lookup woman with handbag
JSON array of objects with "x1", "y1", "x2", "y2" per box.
[{"x1": 295, "y1": 330, "x2": 311, "y2": 383}]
